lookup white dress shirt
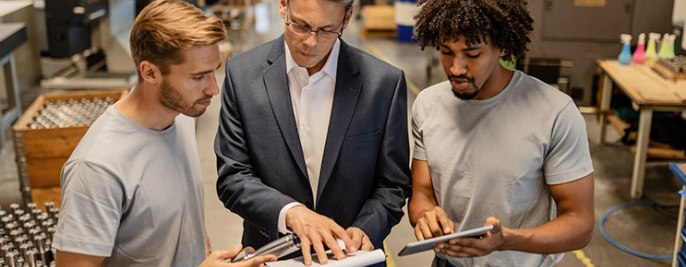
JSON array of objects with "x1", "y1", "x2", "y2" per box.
[{"x1": 277, "y1": 40, "x2": 341, "y2": 234}]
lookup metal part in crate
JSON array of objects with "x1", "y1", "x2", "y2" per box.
[
  {"x1": 27, "y1": 97, "x2": 114, "y2": 130},
  {"x1": 0, "y1": 202, "x2": 59, "y2": 267}
]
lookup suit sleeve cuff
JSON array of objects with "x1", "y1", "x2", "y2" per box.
[{"x1": 278, "y1": 202, "x2": 304, "y2": 234}]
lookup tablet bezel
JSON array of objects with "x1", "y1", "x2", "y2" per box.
[{"x1": 397, "y1": 225, "x2": 494, "y2": 256}]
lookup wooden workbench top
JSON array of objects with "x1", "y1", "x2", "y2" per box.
[{"x1": 599, "y1": 60, "x2": 686, "y2": 106}]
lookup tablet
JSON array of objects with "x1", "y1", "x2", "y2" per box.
[{"x1": 397, "y1": 225, "x2": 494, "y2": 256}]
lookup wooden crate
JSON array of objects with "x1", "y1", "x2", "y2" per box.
[
  {"x1": 31, "y1": 187, "x2": 62, "y2": 210},
  {"x1": 12, "y1": 89, "x2": 127, "y2": 206}
]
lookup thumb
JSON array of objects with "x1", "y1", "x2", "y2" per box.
[
  {"x1": 213, "y1": 244, "x2": 243, "y2": 260},
  {"x1": 485, "y1": 217, "x2": 500, "y2": 227}
]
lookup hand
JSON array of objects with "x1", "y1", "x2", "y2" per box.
[
  {"x1": 434, "y1": 217, "x2": 504, "y2": 258},
  {"x1": 413, "y1": 206, "x2": 455, "y2": 241},
  {"x1": 198, "y1": 244, "x2": 277, "y2": 267},
  {"x1": 346, "y1": 227, "x2": 374, "y2": 252},
  {"x1": 285, "y1": 206, "x2": 353, "y2": 266}
]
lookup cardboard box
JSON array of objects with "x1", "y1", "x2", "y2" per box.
[{"x1": 362, "y1": 5, "x2": 396, "y2": 31}]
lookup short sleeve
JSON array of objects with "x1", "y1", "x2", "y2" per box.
[
  {"x1": 52, "y1": 160, "x2": 124, "y2": 257},
  {"x1": 412, "y1": 93, "x2": 427, "y2": 161},
  {"x1": 544, "y1": 102, "x2": 594, "y2": 184}
]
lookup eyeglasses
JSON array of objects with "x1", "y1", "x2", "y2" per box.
[{"x1": 285, "y1": 8, "x2": 345, "y2": 40}]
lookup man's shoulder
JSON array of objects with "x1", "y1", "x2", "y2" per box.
[
  {"x1": 514, "y1": 71, "x2": 574, "y2": 109},
  {"x1": 67, "y1": 111, "x2": 133, "y2": 168}
]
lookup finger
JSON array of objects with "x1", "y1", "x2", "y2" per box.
[
  {"x1": 301, "y1": 237, "x2": 313, "y2": 266},
  {"x1": 361, "y1": 235, "x2": 374, "y2": 251},
  {"x1": 440, "y1": 243, "x2": 486, "y2": 258},
  {"x1": 332, "y1": 227, "x2": 354, "y2": 254},
  {"x1": 418, "y1": 220, "x2": 435, "y2": 239},
  {"x1": 322, "y1": 233, "x2": 345, "y2": 261},
  {"x1": 312, "y1": 239, "x2": 329, "y2": 265},
  {"x1": 210, "y1": 250, "x2": 235, "y2": 261},
  {"x1": 219, "y1": 244, "x2": 243, "y2": 260},
  {"x1": 243, "y1": 247, "x2": 256, "y2": 255},
  {"x1": 348, "y1": 229, "x2": 362, "y2": 253},
  {"x1": 447, "y1": 237, "x2": 474, "y2": 247},
  {"x1": 243, "y1": 254, "x2": 278, "y2": 266},
  {"x1": 485, "y1": 217, "x2": 499, "y2": 227},
  {"x1": 437, "y1": 211, "x2": 454, "y2": 234},
  {"x1": 426, "y1": 213, "x2": 443, "y2": 237},
  {"x1": 414, "y1": 225, "x2": 425, "y2": 241},
  {"x1": 486, "y1": 217, "x2": 502, "y2": 235}
]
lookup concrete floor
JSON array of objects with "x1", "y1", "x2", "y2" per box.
[{"x1": 0, "y1": 2, "x2": 684, "y2": 266}]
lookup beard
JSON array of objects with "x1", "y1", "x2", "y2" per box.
[
  {"x1": 158, "y1": 79, "x2": 210, "y2": 117},
  {"x1": 449, "y1": 75, "x2": 479, "y2": 100}
]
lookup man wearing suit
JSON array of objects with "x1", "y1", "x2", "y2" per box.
[{"x1": 214, "y1": 0, "x2": 411, "y2": 265}]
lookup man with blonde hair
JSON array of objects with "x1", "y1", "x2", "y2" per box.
[{"x1": 52, "y1": 1, "x2": 275, "y2": 266}]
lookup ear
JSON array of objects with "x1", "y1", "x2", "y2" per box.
[
  {"x1": 499, "y1": 49, "x2": 507, "y2": 57},
  {"x1": 341, "y1": 7, "x2": 353, "y2": 31},
  {"x1": 139, "y1": 61, "x2": 161, "y2": 85},
  {"x1": 279, "y1": 0, "x2": 287, "y2": 19}
]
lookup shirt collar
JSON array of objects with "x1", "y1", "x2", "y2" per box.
[{"x1": 285, "y1": 39, "x2": 340, "y2": 80}]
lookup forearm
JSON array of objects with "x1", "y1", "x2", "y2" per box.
[
  {"x1": 56, "y1": 250, "x2": 105, "y2": 267},
  {"x1": 501, "y1": 210, "x2": 593, "y2": 254}
]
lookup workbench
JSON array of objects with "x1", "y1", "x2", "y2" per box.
[{"x1": 597, "y1": 60, "x2": 686, "y2": 199}]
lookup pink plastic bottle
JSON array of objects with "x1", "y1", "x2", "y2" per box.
[{"x1": 632, "y1": 33, "x2": 646, "y2": 65}]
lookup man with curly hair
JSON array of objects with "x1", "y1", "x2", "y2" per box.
[{"x1": 408, "y1": 0, "x2": 595, "y2": 266}]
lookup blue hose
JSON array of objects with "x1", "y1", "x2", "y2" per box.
[{"x1": 599, "y1": 201, "x2": 674, "y2": 260}]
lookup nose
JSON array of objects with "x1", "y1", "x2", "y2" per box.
[
  {"x1": 206, "y1": 74, "x2": 220, "y2": 96},
  {"x1": 302, "y1": 31, "x2": 319, "y2": 47},
  {"x1": 450, "y1": 56, "x2": 468, "y2": 76}
]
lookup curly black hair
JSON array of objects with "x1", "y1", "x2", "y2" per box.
[{"x1": 414, "y1": 0, "x2": 533, "y2": 60}]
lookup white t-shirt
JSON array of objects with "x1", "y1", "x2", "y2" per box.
[
  {"x1": 412, "y1": 70, "x2": 594, "y2": 267},
  {"x1": 53, "y1": 106, "x2": 206, "y2": 267}
]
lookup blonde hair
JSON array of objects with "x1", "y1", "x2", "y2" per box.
[{"x1": 130, "y1": 0, "x2": 227, "y2": 77}]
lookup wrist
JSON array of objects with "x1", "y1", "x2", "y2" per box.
[
  {"x1": 285, "y1": 205, "x2": 306, "y2": 228},
  {"x1": 499, "y1": 227, "x2": 523, "y2": 251},
  {"x1": 280, "y1": 202, "x2": 304, "y2": 234}
]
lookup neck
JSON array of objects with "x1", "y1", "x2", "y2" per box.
[
  {"x1": 474, "y1": 66, "x2": 514, "y2": 100},
  {"x1": 115, "y1": 84, "x2": 179, "y2": 131}
]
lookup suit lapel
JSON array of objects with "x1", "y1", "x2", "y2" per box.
[
  {"x1": 317, "y1": 41, "x2": 362, "y2": 201},
  {"x1": 263, "y1": 36, "x2": 308, "y2": 179}
]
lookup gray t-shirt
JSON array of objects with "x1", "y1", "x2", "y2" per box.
[
  {"x1": 53, "y1": 105, "x2": 206, "y2": 267},
  {"x1": 412, "y1": 70, "x2": 593, "y2": 267}
]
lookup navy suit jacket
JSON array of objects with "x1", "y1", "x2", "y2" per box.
[{"x1": 214, "y1": 36, "x2": 411, "y2": 251}]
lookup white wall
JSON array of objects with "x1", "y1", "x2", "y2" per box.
[{"x1": 675, "y1": 0, "x2": 685, "y2": 23}]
